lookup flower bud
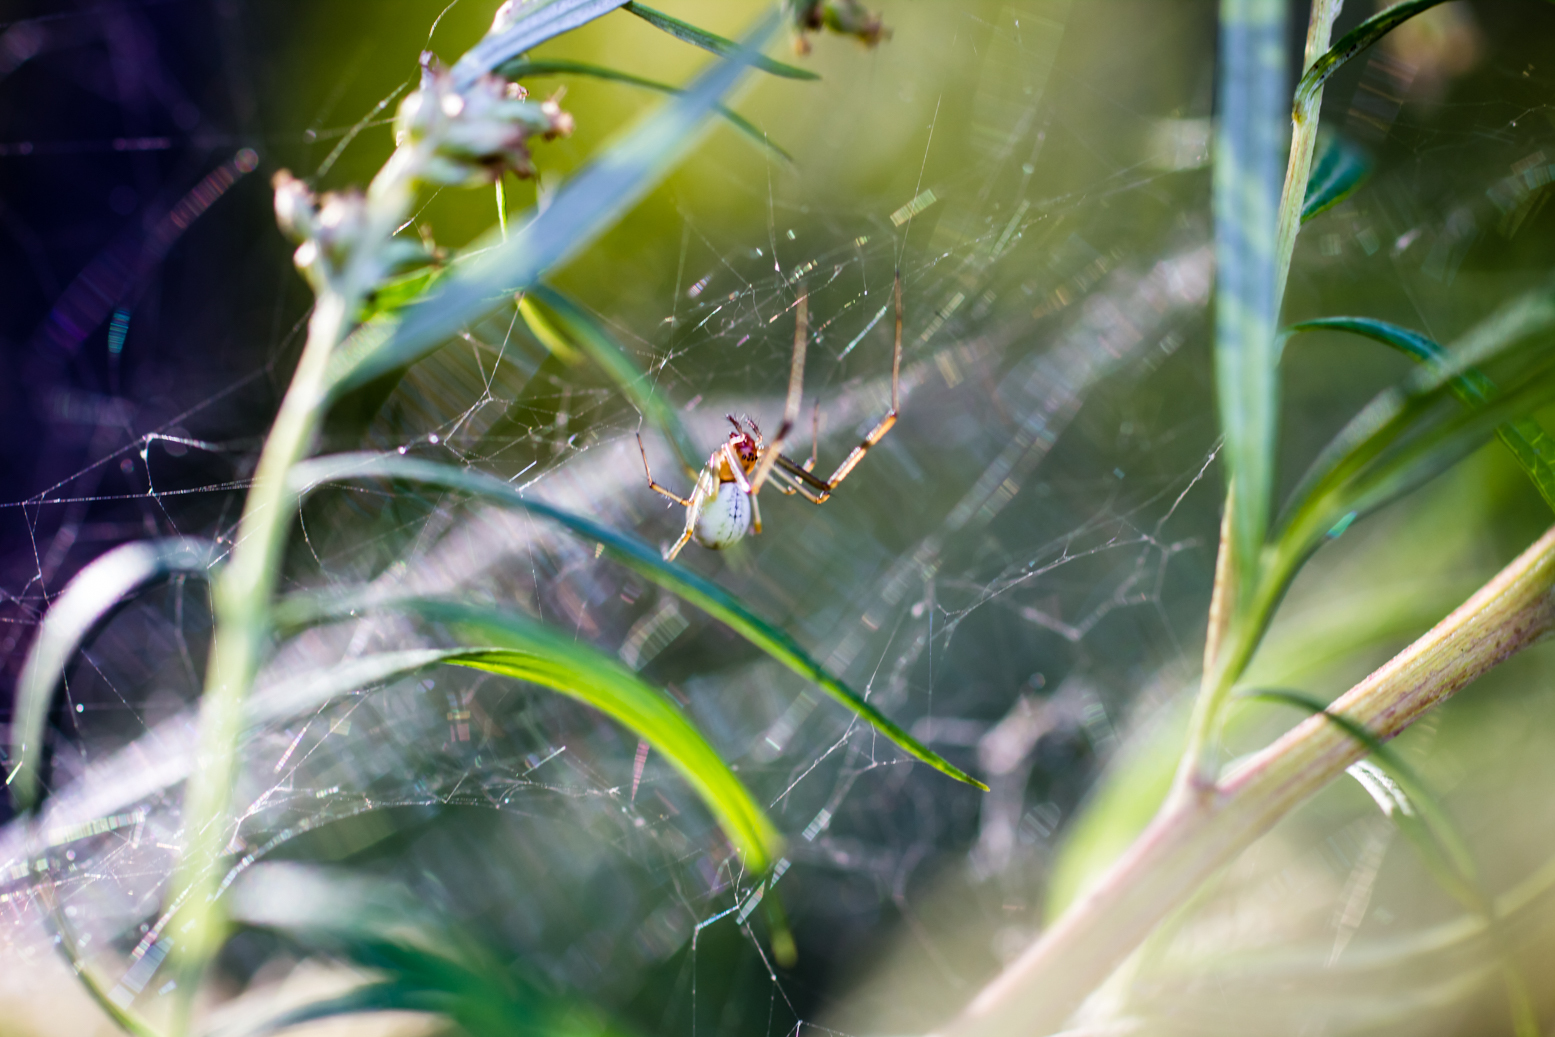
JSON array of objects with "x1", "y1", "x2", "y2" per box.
[{"x1": 272, "y1": 170, "x2": 317, "y2": 242}]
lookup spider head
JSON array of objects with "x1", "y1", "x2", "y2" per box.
[{"x1": 726, "y1": 414, "x2": 762, "y2": 466}]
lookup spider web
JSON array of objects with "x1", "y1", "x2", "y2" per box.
[{"x1": 3, "y1": 1, "x2": 1552, "y2": 1035}]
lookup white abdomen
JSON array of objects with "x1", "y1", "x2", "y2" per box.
[{"x1": 693, "y1": 482, "x2": 752, "y2": 549}]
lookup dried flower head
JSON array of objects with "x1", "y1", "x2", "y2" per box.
[
  {"x1": 395, "y1": 54, "x2": 573, "y2": 187},
  {"x1": 791, "y1": 0, "x2": 889, "y2": 54}
]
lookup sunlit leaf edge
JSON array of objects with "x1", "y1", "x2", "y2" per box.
[
  {"x1": 500, "y1": 58, "x2": 793, "y2": 162},
  {"x1": 285, "y1": 452, "x2": 987, "y2": 791},
  {"x1": 9, "y1": 537, "x2": 220, "y2": 812},
  {"x1": 1289, "y1": 316, "x2": 1555, "y2": 511},
  {"x1": 623, "y1": 2, "x2": 820, "y2": 80}
]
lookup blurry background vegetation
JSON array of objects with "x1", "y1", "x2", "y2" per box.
[{"x1": 5, "y1": 1, "x2": 1555, "y2": 1035}]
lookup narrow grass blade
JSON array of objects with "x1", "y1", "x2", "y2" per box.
[
  {"x1": 1290, "y1": 317, "x2": 1555, "y2": 510},
  {"x1": 346, "y1": 597, "x2": 781, "y2": 872},
  {"x1": 1232, "y1": 288, "x2": 1555, "y2": 678},
  {"x1": 1300, "y1": 135, "x2": 1370, "y2": 222},
  {"x1": 250, "y1": 620, "x2": 777, "y2": 872},
  {"x1": 1295, "y1": 0, "x2": 1454, "y2": 111},
  {"x1": 9, "y1": 538, "x2": 219, "y2": 812},
  {"x1": 521, "y1": 284, "x2": 702, "y2": 475},
  {"x1": 1219, "y1": 365, "x2": 1555, "y2": 723},
  {"x1": 328, "y1": 14, "x2": 778, "y2": 396},
  {"x1": 623, "y1": 2, "x2": 819, "y2": 80},
  {"x1": 1213, "y1": 0, "x2": 1288, "y2": 594},
  {"x1": 228, "y1": 865, "x2": 624, "y2": 1037},
  {"x1": 286, "y1": 453, "x2": 987, "y2": 790},
  {"x1": 236, "y1": 984, "x2": 448, "y2": 1037},
  {"x1": 1279, "y1": 290, "x2": 1555, "y2": 539},
  {"x1": 499, "y1": 59, "x2": 792, "y2": 161},
  {"x1": 450, "y1": 0, "x2": 630, "y2": 89}
]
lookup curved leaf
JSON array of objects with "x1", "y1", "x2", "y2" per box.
[
  {"x1": 391, "y1": 597, "x2": 782, "y2": 872},
  {"x1": 499, "y1": 58, "x2": 792, "y2": 162},
  {"x1": 286, "y1": 452, "x2": 987, "y2": 790},
  {"x1": 228, "y1": 865, "x2": 627, "y2": 1037},
  {"x1": 327, "y1": 14, "x2": 779, "y2": 396},
  {"x1": 521, "y1": 284, "x2": 703, "y2": 476},
  {"x1": 1290, "y1": 316, "x2": 1555, "y2": 510},
  {"x1": 1295, "y1": 0, "x2": 1454, "y2": 110},
  {"x1": 9, "y1": 538, "x2": 220, "y2": 812},
  {"x1": 623, "y1": 2, "x2": 819, "y2": 80},
  {"x1": 1300, "y1": 134, "x2": 1370, "y2": 222},
  {"x1": 1228, "y1": 288, "x2": 1555, "y2": 680},
  {"x1": 449, "y1": 0, "x2": 631, "y2": 89},
  {"x1": 248, "y1": 621, "x2": 778, "y2": 872}
]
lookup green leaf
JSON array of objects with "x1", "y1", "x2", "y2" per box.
[
  {"x1": 1244, "y1": 689, "x2": 1484, "y2": 911},
  {"x1": 405, "y1": 597, "x2": 783, "y2": 872},
  {"x1": 1213, "y1": 0, "x2": 1288, "y2": 596},
  {"x1": 229, "y1": 865, "x2": 629, "y2": 1037},
  {"x1": 245, "y1": 614, "x2": 778, "y2": 872},
  {"x1": 1295, "y1": 0, "x2": 1454, "y2": 112},
  {"x1": 623, "y1": 2, "x2": 820, "y2": 80},
  {"x1": 1300, "y1": 134, "x2": 1370, "y2": 222},
  {"x1": 327, "y1": 13, "x2": 779, "y2": 396},
  {"x1": 1289, "y1": 317, "x2": 1555, "y2": 511},
  {"x1": 362, "y1": 264, "x2": 447, "y2": 321},
  {"x1": 9, "y1": 538, "x2": 219, "y2": 812},
  {"x1": 499, "y1": 58, "x2": 793, "y2": 162},
  {"x1": 286, "y1": 452, "x2": 987, "y2": 791},
  {"x1": 520, "y1": 284, "x2": 703, "y2": 476},
  {"x1": 449, "y1": 0, "x2": 631, "y2": 89},
  {"x1": 1228, "y1": 286, "x2": 1555, "y2": 677}
]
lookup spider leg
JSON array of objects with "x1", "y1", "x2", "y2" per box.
[
  {"x1": 806, "y1": 403, "x2": 819, "y2": 471},
  {"x1": 768, "y1": 269, "x2": 904, "y2": 505},
  {"x1": 664, "y1": 522, "x2": 696, "y2": 561},
  {"x1": 815, "y1": 267, "x2": 902, "y2": 492},
  {"x1": 750, "y1": 492, "x2": 763, "y2": 535},
  {"x1": 748, "y1": 291, "x2": 807, "y2": 496},
  {"x1": 638, "y1": 433, "x2": 693, "y2": 507},
  {"x1": 768, "y1": 468, "x2": 801, "y2": 495}
]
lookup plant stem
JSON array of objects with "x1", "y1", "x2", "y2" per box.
[
  {"x1": 1178, "y1": 484, "x2": 1236, "y2": 788},
  {"x1": 168, "y1": 292, "x2": 349, "y2": 1031},
  {"x1": 1179, "y1": 0, "x2": 1343, "y2": 793},
  {"x1": 1273, "y1": 0, "x2": 1344, "y2": 314},
  {"x1": 940, "y1": 522, "x2": 1555, "y2": 1037}
]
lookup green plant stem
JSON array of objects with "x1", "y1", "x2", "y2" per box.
[
  {"x1": 1179, "y1": 0, "x2": 1340, "y2": 792},
  {"x1": 1178, "y1": 483, "x2": 1236, "y2": 788},
  {"x1": 941, "y1": 522, "x2": 1555, "y2": 1037},
  {"x1": 1273, "y1": 0, "x2": 1343, "y2": 311},
  {"x1": 167, "y1": 293, "x2": 349, "y2": 1032}
]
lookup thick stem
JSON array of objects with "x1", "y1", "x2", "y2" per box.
[
  {"x1": 939, "y1": 522, "x2": 1555, "y2": 1037},
  {"x1": 167, "y1": 293, "x2": 349, "y2": 1026}
]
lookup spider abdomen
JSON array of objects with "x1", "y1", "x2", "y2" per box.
[{"x1": 693, "y1": 482, "x2": 752, "y2": 549}]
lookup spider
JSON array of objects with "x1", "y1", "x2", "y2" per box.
[{"x1": 637, "y1": 273, "x2": 903, "y2": 562}]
